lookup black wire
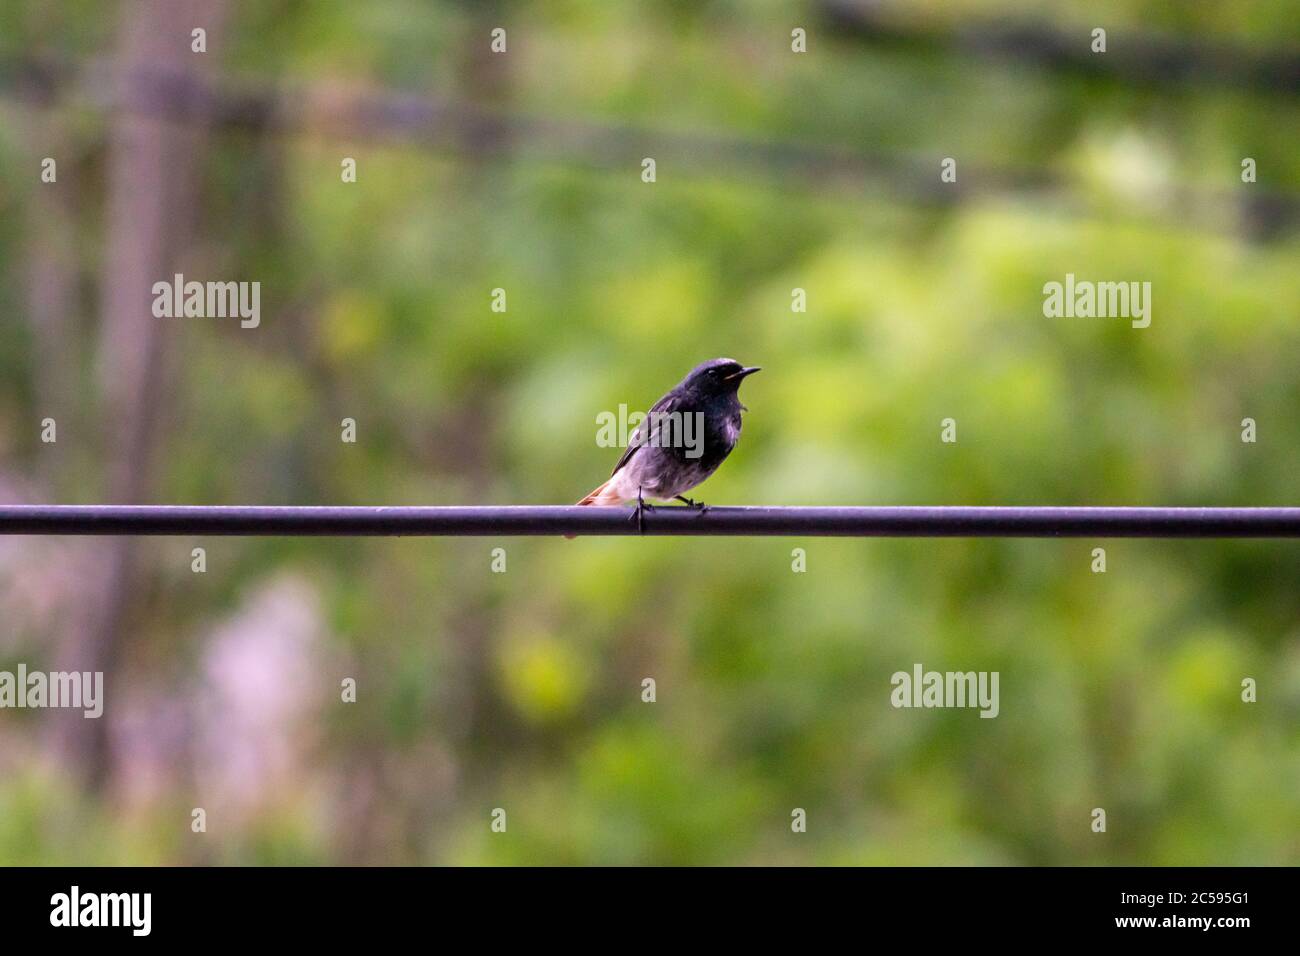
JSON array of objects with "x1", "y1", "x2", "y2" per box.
[{"x1": 1, "y1": 505, "x2": 1297, "y2": 537}]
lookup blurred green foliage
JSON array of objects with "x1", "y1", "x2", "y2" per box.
[{"x1": 0, "y1": 0, "x2": 1297, "y2": 865}]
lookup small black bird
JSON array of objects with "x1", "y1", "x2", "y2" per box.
[{"x1": 578, "y1": 358, "x2": 761, "y2": 509}]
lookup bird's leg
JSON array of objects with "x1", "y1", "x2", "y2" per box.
[
  {"x1": 675, "y1": 495, "x2": 708, "y2": 513},
  {"x1": 635, "y1": 486, "x2": 654, "y2": 534}
]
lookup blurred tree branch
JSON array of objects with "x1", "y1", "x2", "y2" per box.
[
  {"x1": 819, "y1": 0, "x2": 1300, "y2": 93},
  {"x1": 2, "y1": 51, "x2": 1295, "y2": 239}
]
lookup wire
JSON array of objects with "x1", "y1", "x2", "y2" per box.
[{"x1": 1, "y1": 505, "x2": 1297, "y2": 537}]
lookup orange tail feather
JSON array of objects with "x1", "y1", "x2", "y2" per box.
[
  {"x1": 576, "y1": 478, "x2": 625, "y2": 507},
  {"x1": 568, "y1": 479, "x2": 626, "y2": 537}
]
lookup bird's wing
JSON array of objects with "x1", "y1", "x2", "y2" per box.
[{"x1": 610, "y1": 390, "x2": 681, "y2": 477}]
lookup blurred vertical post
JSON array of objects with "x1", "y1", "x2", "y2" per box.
[
  {"x1": 55, "y1": 0, "x2": 228, "y2": 786},
  {"x1": 441, "y1": 0, "x2": 513, "y2": 756},
  {"x1": 24, "y1": 120, "x2": 77, "y2": 484}
]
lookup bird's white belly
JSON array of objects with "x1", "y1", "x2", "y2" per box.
[{"x1": 608, "y1": 451, "x2": 716, "y2": 502}]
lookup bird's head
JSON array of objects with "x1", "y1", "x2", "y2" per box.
[{"x1": 680, "y1": 357, "x2": 762, "y2": 400}]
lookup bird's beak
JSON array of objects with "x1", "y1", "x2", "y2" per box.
[{"x1": 725, "y1": 366, "x2": 762, "y2": 382}]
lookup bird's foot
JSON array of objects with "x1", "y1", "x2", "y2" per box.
[
  {"x1": 675, "y1": 495, "x2": 708, "y2": 513},
  {"x1": 633, "y1": 488, "x2": 654, "y2": 534}
]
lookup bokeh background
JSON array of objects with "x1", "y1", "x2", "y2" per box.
[{"x1": 0, "y1": 0, "x2": 1297, "y2": 865}]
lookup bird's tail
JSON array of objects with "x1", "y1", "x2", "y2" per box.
[
  {"x1": 576, "y1": 478, "x2": 626, "y2": 507},
  {"x1": 567, "y1": 478, "x2": 626, "y2": 538}
]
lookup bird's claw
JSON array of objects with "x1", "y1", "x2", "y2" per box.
[
  {"x1": 633, "y1": 487, "x2": 654, "y2": 534},
  {"x1": 675, "y1": 495, "x2": 708, "y2": 513}
]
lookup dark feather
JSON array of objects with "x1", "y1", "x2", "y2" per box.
[{"x1": 610, "y1": 389, "x2": 683, "y2": 477}]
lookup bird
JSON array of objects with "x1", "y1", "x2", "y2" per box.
[{"x1": 576, "y1": 358, "x2": 761, "y2": 521}]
